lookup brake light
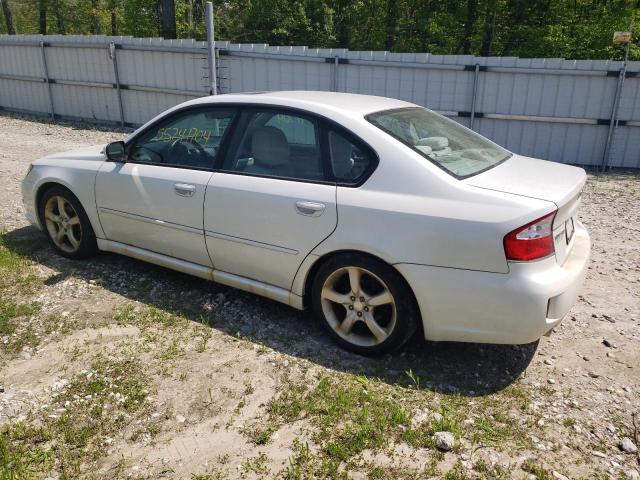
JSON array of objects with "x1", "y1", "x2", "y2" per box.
[{"x1": 504, "y1": 211, "x2": 556, "y2": 261}]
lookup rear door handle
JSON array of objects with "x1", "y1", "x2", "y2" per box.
[
  {"x1": 174, "y1": 183, "x2": 196, "y2": 197},
  {"x1": 295, "y1": 201, "x2": 325, "y2": 217}
]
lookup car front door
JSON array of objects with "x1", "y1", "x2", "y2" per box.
[
  {"x1": 96, "y1": 107, "x2": 237, "y2": 267},
  {"x1": 204, "y1": 109, "x2": 337, "y2": 289}
]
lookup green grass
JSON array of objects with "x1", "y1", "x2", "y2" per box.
[
  {"x1": 241, "y1": 452, "x2": 270, "y2": 476},
  {"x1": 114, "y1": 304, "x2": 185, "y2": 329},
  {"x1": 241, "y1": 422, "x2": 277, "y2": 445},
  {"x1": 0, "y1": 356, "x2": 152, "y2": 479},
  {"x1": 472, "y1": 415, "x2": 513, "y2": 444},
  {"x1": 268, "y1": 375, "x2": 417, "y2": 462},
  {"x1": 0, "y1": 299, "x2": 40, "y2": 336},
  {"x1": 521, "y1": 458, "x2": 553, "y2": 480},
  {"x1": 0, "y1": 234, "x2": 47, "y2": 358}
]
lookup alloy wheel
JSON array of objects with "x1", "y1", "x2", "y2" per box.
[
  {"x1": 44, "y1": 195, "x2": 83, "y2": 253},
  {"x1": 320, "y1": 266, "x2": 397, "y2": 347}
]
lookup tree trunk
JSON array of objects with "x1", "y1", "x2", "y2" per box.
[
  {"x1": 90, "y1": 0, "x2": 99, "y2": 34},
  {"x1": 334, "y1": 0, "x2": 350, "y2": 48},
  {"x1": 52, "y1": 0, "x2": 65, "y2": 34},
  {"x1": 384, "y1": 0, "x2": 398, "y2": 50},
  {"x1": 39, "y1": 0, "x2": 47, "y2": 34},
  {"x1": 160, "y1": 0, "x2": 176, "y2": 39},
  {"x1": 1, "y1": 0, "x2": 16, "y2": 34},
  {"x1": 461, "y1": 0, "x2": 478, "y2": 54},
  {"x1": 503, "y1": 0, "x2": 527, "y2": 56},
  {"x1": 480, "y1": 0, "x2": 497, "y2": 56}
]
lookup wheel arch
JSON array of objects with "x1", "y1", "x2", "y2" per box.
[
  {"x1": 35, "y1": 181, "x2": 76, "y2": 224},
  {"x1": 299, "y1": 249, "x2": 424, "y2": 336},
  {"x1": 34, "y1": 181, "x2": 103, "y2": 239}
]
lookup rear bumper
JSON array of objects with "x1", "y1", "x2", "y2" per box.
[{"x1": 396, "y1": 221, "x2": 591, "y2": 344}]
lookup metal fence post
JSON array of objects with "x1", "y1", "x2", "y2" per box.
[
  {"x1": 602, "y1": 27, "x2": 632, "y2": 172},
  {"x1": 332, "y1": 56, "x2": 339, "y2": 92},
  {"x1": 601, "y1": 63, "x2": 629, "y2": 171},
  {"x1": 469, "y1": 63, "x2": 480, "y2": 130},
  {"x1": 40, "y1": 41, "x2": 55, "y2": 119},
  {"x1": 205, "y1": 2, "x2": 217, "y2": 95},
  {"x1": 109, "y1": 42, "x2": 125, "y2": 127}
]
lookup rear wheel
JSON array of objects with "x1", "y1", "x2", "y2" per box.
[
  {"x1": 39, "y1": 186, "x2": 98, "y2": 259},
  {"x1": 311, "y1": 253, "x2": 418, "y2": 356}
]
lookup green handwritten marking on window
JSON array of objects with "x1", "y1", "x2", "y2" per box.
[{"x1": 151, "y1": 127, "x2": 214, "y2": 145}]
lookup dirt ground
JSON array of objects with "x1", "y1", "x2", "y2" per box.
[{"x1": 0, "y1": 112, "x2": 638, "y2": 480}]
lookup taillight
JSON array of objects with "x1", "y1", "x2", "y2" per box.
[{"x1": 504, "y1": 211, "x2": 556, "y2": 261}]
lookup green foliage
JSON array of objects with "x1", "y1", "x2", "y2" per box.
[{"x1": 0, "y1": 0, "x2": 637, "y2": 60}]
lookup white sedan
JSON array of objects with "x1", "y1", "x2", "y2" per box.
[{"x1": 21, "y1": 91, "x2": 591, "y2": 356}]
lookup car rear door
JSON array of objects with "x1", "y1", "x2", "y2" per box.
[
  {"x1": 95, "y1": 107, "x2": 237, "y2": 267},
  {"x1": 203, "y1": 108, "x2": 337, "y2": 289}
]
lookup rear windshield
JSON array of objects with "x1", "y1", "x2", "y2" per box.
[{"x1": 366, "y1": 107, "x2": 511, "y2": 178}]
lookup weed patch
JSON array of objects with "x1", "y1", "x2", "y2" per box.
[{"x1": 0, "y1": 356, "x2": 152, "y2": 479}]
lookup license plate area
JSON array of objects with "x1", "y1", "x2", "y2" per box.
[{"x1": 565, "y1": 218, "x2": 575, "y2": 244}]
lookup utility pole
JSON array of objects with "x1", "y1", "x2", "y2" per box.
[{"x1": 205, "y1": 2, "x2": 217, "y2": 95}]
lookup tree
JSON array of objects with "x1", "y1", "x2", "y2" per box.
[
  {"x1": 460, "y1": 0, "x2": 478, "y2": 54},
  {"x1": 90, "y1": 0, "x2": 99, "y2": 34},
  {"x1": 108, "y1": 0, "x2": 120, "y2": 35},
  {"x1": 385, "y1": 0, "x2": 398, "y2": 50},
  {"x1": 481, "y1": 0, "x2": 498, "y2": 56},
  {"x1": 38, "y1": 0, "x2": 46, "y2": 34},
  {"x1": 160, "y1": 0, "x2": 176, "y2": 38},
  {"x1": 1, "y1": 0, "x2": 16, "y2": 34},
  {"x1": 51, "y1": 0, "x2": 65, "y2": 34}
]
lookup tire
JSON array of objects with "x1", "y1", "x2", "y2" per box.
[
  {"x1": 311, "y1": 253, "x2": 419, "y2": 356},
  {"x1": 38, "y1": 185, "x2": 98, "y2": 259}
]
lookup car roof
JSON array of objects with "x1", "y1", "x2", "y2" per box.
[{"x1": 188, "y1": 91, "x2": 416, "y2": 116}]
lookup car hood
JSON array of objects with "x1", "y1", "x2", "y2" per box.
[
  {"x1": 35, "y1": 144, "x2": 107, "y2": 164},
  {"x1": 463, "y1": 154, "x2": 586, "y2": 207}
]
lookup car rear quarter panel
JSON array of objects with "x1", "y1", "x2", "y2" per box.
[{"x1": 310, "y1": 138, "x2": 556, "y2": 274}]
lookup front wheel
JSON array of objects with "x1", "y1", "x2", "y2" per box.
[
  {"x1": 311, "y1": 253, "x2": 419, "y2": 356},
  {"x1": 38, "y1": 186, "x2": 98, "y2": 259}
]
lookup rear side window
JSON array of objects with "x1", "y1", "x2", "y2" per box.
[
  {"x1": 327, "y1": 130, "x2": 375, "y2": 184},
  {"x1": 265, "y1": 113, "x2": 316, "y2": 145},
  {"x1": 224, "y1": 109, "x2": 325, "y2": 181}
]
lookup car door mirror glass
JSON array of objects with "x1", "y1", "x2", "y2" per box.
[{"x1": 105, "y1": 141, "x2": 126, "y2": 162}]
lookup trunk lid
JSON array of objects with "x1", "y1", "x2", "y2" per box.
[{"x1": 464, "y1": 154, "x2": 586, "y2": 265}]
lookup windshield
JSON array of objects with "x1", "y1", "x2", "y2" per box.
[{"x1": 366, "y1": 107, "x2": 511, "y2": 178}]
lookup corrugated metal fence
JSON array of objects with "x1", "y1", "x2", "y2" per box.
[{"x1": 1, "y1": 34, "x2": 639, "y2": 168}]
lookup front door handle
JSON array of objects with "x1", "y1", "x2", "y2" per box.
[
  {"x1": 295, "y1": 201, "x2": 325, "y2": 217},
  {"x1": 174, "y1": 183, "x2": 196, "y2": 197}
]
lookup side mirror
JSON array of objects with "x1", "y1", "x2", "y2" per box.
[{"x1": 105, "y1": 141, "x2": 126, "y2": 162}]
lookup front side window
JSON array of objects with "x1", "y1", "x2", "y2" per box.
[
  {"x1": 128, "y1": 108, "x2": 236, "y2": 169},
  {"x1": 367, "y1": 107, "x2": 511, "y2": 178},
  {"x1": 224, "y1": 110, "x2": 324, "y2": 181}
]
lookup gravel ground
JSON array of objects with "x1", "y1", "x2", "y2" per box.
[{"x1": 0, "y1": 112, "x2": 639, "y2": 479}]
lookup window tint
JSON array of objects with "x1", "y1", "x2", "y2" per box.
[
  {"x1": 225, "y1": 110, "x2": 324, "y2": 181},
  {"x1": 128, "y1": 109, "x2": 236, "y2": 169},
  {"x1": 328, "y1": 130, "x2": 374, "y2": 183}
]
